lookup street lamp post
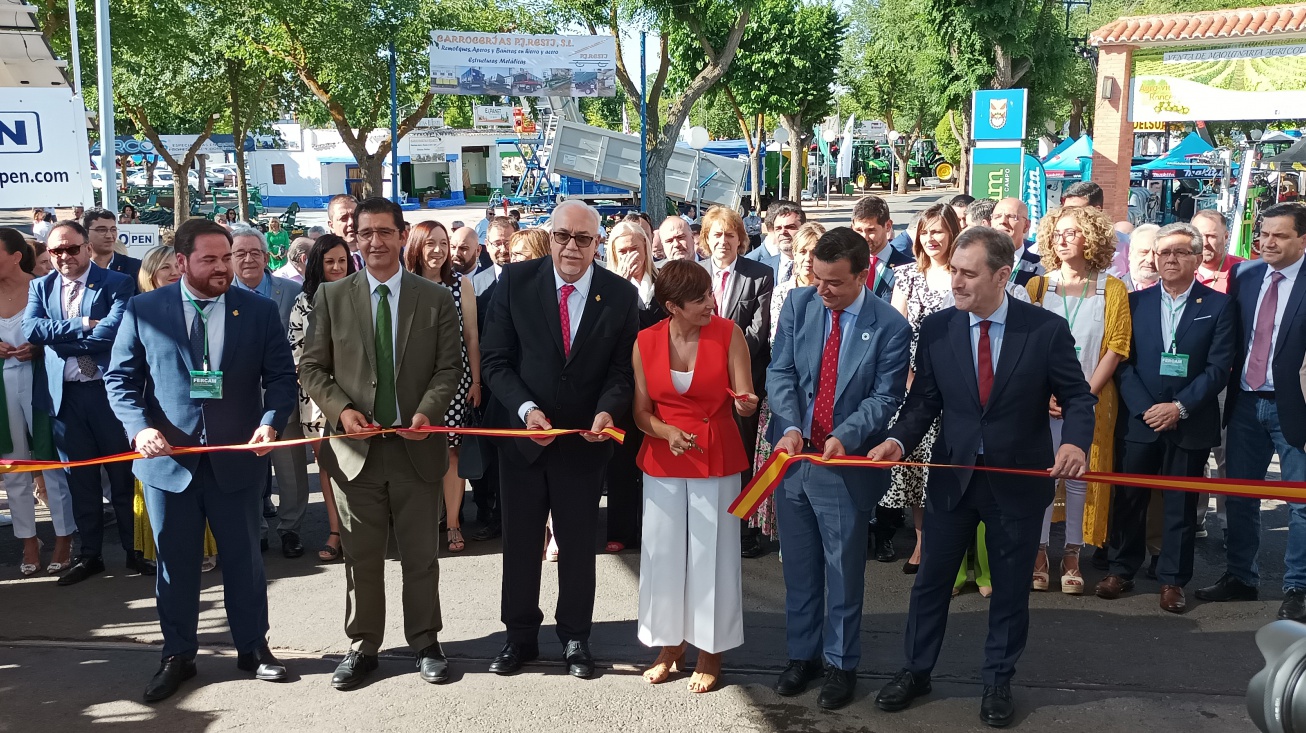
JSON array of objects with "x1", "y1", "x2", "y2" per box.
[{"x1": 887, "y1": 129, "x2": 901, "y2": 193}]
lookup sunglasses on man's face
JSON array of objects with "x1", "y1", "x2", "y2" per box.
[{"x1": 48, "y1": 246, "x2": 83, "y2": 257}]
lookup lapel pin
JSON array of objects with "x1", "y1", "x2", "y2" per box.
[
  {"x1": 87, "y1": 283, "x2": 95, "y2": 289},
  {"x1": 595, "y1": 294, "x2": 602, "y2": 302},
  {"x1": 861, "y1": 332, "x2": 870, "y2": 341},
  {"x1": 232, "y1": 310, "x2": 239, "y2": 317},
  {"x1": 1195, "y1": 298, "x2": 1202, "y2": 304}
]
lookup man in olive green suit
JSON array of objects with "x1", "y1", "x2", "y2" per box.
[{"x1": 299, "y1": 197, "x2": 463, "y2": 690}]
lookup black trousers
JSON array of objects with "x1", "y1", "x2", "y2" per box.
[
  {"x1": 604, "y1": 420, "x2": 643, "y2": 548},
  {"x1": 470, "y1": 437, "x2": 500, "y2": 525},
  {"x1": 54, "y1": 381, "x2": 134, "y2": 558},
  {"x1": 905, "y1": 467, "x2": 1043, "y2": 686},
  {"x1": 1108, "y1": 439, "x2": 1208, "y2": 587},
  {"x1": 499, "y1": 443, "x2": 608, "y2": 644}
]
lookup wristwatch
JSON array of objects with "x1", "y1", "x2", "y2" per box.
[
  {"x1": 524, "y1": 406, "x2": 542, "y2": 421},
  {"x1": 1172, "y1": 401, "x2": 1189, "y2": 420}
]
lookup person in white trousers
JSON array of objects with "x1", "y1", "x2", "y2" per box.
[{"x1": 631, "y1": 259, "x2": 759, "y2": 694}]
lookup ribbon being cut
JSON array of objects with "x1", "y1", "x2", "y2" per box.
[
  {"x1": 0, "y1": 426, "x2": 626, "y2": 475},
  {"x1": 729, "y1": 450, "x2": 1306, "y2": 521}
]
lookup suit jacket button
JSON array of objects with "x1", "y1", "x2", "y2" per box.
[
  {"x1": 702, "y1": 418, "x2": 709, "y2": 423},
  {"x1": 561, "y1": 376, "x2": 568, "y2": 381}
]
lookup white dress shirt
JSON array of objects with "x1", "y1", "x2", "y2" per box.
[
  {"x1": 181, "y1": 278, "x2": 227, "y2": 372},
  {"x1": 517, "y1": 263, "x2": 596, "y2": 421},
  {"x1": 784, "y1": 288, "x2": 867, "y2": 439},
  {"x1": 708, "y1": 258, "x2": 738, "y2": 311},
  {"x1": 365, "y1": 268, "x2": 403, "y2": 425},
  {"x1": 59, "y1": 269, "x2": 98, "y2": 382},
  {"x1": 969, "y1": 294, "x2": 1010, "y2": 455},
  {"x1": 1241, "y1": 255, "x2": 1304, "y2": 392}
]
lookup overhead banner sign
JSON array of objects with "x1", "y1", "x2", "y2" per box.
[
  {"x1": 429, "y1": 31, "x2": 617, "y2": 98},
  {"x1": 1131, "y1": 41, "x2": 1306, "y2": 122},
  {"x1": 90, "y1": 134, "x2": 253, "y2": 157},
  {"x1": 0, "y1": 88, "x2": 95, "y2": 208}
]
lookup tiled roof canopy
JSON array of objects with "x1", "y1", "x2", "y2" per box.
[{"x1": 1091, "y1": 4, "x2": 1306, "y2": 46}]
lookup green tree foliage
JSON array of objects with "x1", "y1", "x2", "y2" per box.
[{"x1": 843, "y1": 0, "x2": 943, "y2": 193}]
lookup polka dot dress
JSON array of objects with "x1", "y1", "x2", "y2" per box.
[{"x1": 439, "y1": 274, "x2": 471, "y2": 446}]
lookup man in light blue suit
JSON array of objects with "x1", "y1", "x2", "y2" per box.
[
  {"x1": 765, "y1": 227, "x2": 912, "y2": 710},
  {"x1": 23, "y1": 221, "x2": 139, "y2": 585},
  {"x1": 106, "y1": 218, "x2": 299, "y2": 702},
  {"x1": 745, "y1": 201, "x2": 805, "y2": 284}
]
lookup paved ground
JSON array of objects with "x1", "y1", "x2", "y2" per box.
[{"x1": 0, "y1": 189, "x2": 1275, "y2": 731}]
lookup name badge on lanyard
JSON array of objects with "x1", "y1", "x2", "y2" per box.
[
  {"x1": 185, "y1": 289, "x2": 223, "y2": 400},
  {"x1": 1160, "y1": 296, "x2": 1189, "y2": 378}
]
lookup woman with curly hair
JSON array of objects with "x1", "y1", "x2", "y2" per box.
[{"x1": 1024, "y1": 205, "x2": 1131, "y2": 595}]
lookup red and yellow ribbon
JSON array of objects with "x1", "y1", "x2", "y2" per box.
[
  {"x1": 728, "y1": 450, "x2": 1306, "y2": 520},
  {"x1": 0, "y1": 425, "x2": 625, "y2": 475}
]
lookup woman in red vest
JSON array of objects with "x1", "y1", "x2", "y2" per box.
[{"x1": 633, "y1": 260, "x2": 758, "y2": 694}]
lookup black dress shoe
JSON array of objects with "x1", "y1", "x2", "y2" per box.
[
  {"x1": 280, "y1": 531, "x2": 304, "y2": 559},
  {"x1": 468, "y1": 522, "x2": 501, "y2": 541},
  {"x1": 741, "y1": 534, "x2": 769, "y2": 559},
  {"x1": 980, "y1": 684, "x2": 1015, "y2": 727},
  {"x1": 1280, "y1": 588, "x2": 1306, "y2": 621},
  {"x1": 875, "y1": 668, "x2": 932, "y2": 712},
  {"x1": 1195, "y1": 572, "x2": 1259, "y2": 602},
  {"x1": 775, "y1": 659, "x2": 823, "y2": 696},
  {"x1": 1144, "y1": 555, "x2": 1159, "y2": 580},
  {"x1": 126, "y1": 553, "x2": 157, "y2": 576},
  {"x1": 563, "y1": 640, "x2": 595, "y2": 679},
  {"x1": 875, "y1": 538, "x2": 896, "y2": 563},
  {"x1": 57, "y1": 555, "x2": 105, "y2": 586},
  {"x1": 236, "y1": 645, "x2": 288, "y2": 681},
  {"x1": 489, "y1": 642, "x2": 539, "y2": 675},
  {"x1": 330, "y1": 651, "x2": 378, "y2": 690},
  {"x1": 817, "y1": 667, "x2": 857, "y2": 710},
  {"x1": 416, "y1": 643, "x2": 449, "y2": 683},
  {"x1": 262, "y1": 497, "x2": 278, "y2": 518},
  {"x1": 144, "y1": 656, "x2": 197, "y2": 702}
]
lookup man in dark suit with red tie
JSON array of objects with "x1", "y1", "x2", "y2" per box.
[
  {"x1": 480, "y1": 199, "x2": 639, "y2": 679},
  {"x1": 868, "y1": 226, "x2": 1096, "y2": 728}
]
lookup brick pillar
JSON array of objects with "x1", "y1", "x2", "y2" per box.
[{"x1": 1092, "y1": 45, "x2": 1137, "y2": 223}]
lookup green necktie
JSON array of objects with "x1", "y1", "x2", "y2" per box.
[{"x1": 374, "y1": 283, "x2": 397, "y2": 427}]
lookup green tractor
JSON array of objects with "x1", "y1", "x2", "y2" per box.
[
  {"x1": 896, "y1": 138, "x2": 955, "y2": 184},
  {"x1": 852, "y1": 141, "x2": 892, "y2": 189}
]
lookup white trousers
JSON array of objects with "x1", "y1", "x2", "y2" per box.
[
  {"x1": 1042, "y1": 417, "x2": 1086, "y2": 546},
  {"x1": 0, "y1": 365, "x2": 76, "y2": 538},
  {"x1": 637, "y1": 473, "x2": 744, "y2": 654}
]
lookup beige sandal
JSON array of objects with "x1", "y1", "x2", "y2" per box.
[
  {"x1": 688, "y1": 651, "x2": 722, "y2": 693},
  {"x1": 1032, "y1": 544, "x2": 1050, "y2": 591},
  {"x1": 643, "y1": 644, "x2": 686, "y2": 684},
  {"x1": 1061, "y1": 544, "x2": 1084, "y2": 595}
]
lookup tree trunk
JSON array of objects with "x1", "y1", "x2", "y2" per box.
[
  {"x1": 645, "y1": 135, "x2": 675, "y2": 229},
  {"x1": 781, "y1": 113, "x2": 806, "y2": 203},
  {"x1": 234, "y1": 140, "x2": 249, "y2": 221},
  {"x1": 145, "y1": 158, "x2": 157, "y2": 188},
  {"x1": 949, "y1": 110, "x2": 970, "y2": 196},
  {"x1": 1068, "y1": 98, "x2": 1084, "y2": 140},
  {"x1": 172, "y1": 175, "x2": 191, "y2": 226},
  {"x1": 197, "y1": 155, "x2": 209, "y2": 200}
]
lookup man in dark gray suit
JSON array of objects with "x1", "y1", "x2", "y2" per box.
[
  {"x1": 473, "y1": 216, "x2": 518, "y2": 296},
  {"x1": 231, "y1": 227, "x2": 310, "y2": 558}
]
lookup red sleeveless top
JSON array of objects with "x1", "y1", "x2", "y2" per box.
[{"x1": 636, "y1": 315, "x2": 749, "y2": 478}]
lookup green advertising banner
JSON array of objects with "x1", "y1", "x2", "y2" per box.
[
  {"x1": 1131, "y1": 41, "x2": 1306, "y2": 122},
  {"x1": 969, "y1": 146, "x2": 1023, "y2": 200}
]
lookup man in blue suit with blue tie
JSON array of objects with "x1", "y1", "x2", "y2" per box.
[
  {"x1": 23, "y1": 221, "x2": 139, "y2": 585},
  {"x1": 106, "y1": 218, "x2": 299, "y2": 702},
  {"x1": 868, "y1": 227, "x2": 1095, "y2": 727},
  {"x1": 766, "y1": 227, "x2": 912, "y2": 710}
]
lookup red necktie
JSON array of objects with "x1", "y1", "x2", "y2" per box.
[
  {"x1": 977, "y1": 320, "x2": 993, "y2": 408},
  {"x1": 714, "y1": 270, "x2": 728, "y2": 313},
  {"x1": 869, "y1": 253, "x2": 880, "y2": 290},
  {"x1": 810, "y1": 310, "x2": 843, "y2": 445},
  {"x1": 1247, "y1": 272, "x2": 1285, "y2": 390},
  {"x1": 559, "y1": 284, "x2": 576, "y2": 357}
]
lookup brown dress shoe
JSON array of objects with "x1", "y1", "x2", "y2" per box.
[
  {"x1": 1094, "y1": 575, "x2": 1134, "y2": 599},
  {"x1": 1160, "y1": 585, "x2": 1186, "y2": 614}
]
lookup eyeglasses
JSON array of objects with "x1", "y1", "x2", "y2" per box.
[
  {"x1": 1053, "y1": 229, "x2": 1083, "y2": 241},
  {"x1": 1154, "y1": 248, "x2": 1197, "y2": 260},
  {"x1": 48, "y1": 245, "x2": 83, "y2": 257},
  {"x1": 89, "y1": 226, "x2": 118, "y2": 235},
  {"x1": 356, "y1": 228, "x2": 399, "y2": 241},
  {"x1": 551, "y1": 230, "x2": 596, "y2": 249}
]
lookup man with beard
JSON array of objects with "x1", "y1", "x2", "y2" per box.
[
  {"x1": 851, "y1": 195, "x2": 913, "y2": 300},
  {"x1": 472, "y1": 216, "x2": 517, "y2": 296},
  {"x1": 450, "y1": 226, "x2": 482, "y2": 278},
  {"x1": 1193, "y1": 210, "x2": 1244, "y2": 294},
  {"x1": 657, "y1": 217, "x2": 697, "y2": 267},
  {"x1": 105, "y1": 218, "x2": 298, "y2": 700}
]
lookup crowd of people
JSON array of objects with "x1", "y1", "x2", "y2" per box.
[{"x1": 1, "y1": 180, "x2": 1303, "y2": 729}]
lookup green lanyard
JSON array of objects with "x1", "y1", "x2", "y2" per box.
[
  {"x1": 1060, "y1": 276, "x2": 1092, "y2": 332},
  {"x1": 1162, "y1": 293, "x2": 1186, "y2": 353},
  {"x1": 182, "y1": 287, "x2": 213, "y2": 371}
]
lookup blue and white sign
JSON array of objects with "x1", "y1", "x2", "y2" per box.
[
  {"x1": 1022, "y1": 155, "x2": 1048, "y2": 233},
  {"x1": 0, "y1": 88, "x2": 95, "y2": 208},
  {"x1": 971, "y1": 89, "x2": 1029, "y2": 142}
]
